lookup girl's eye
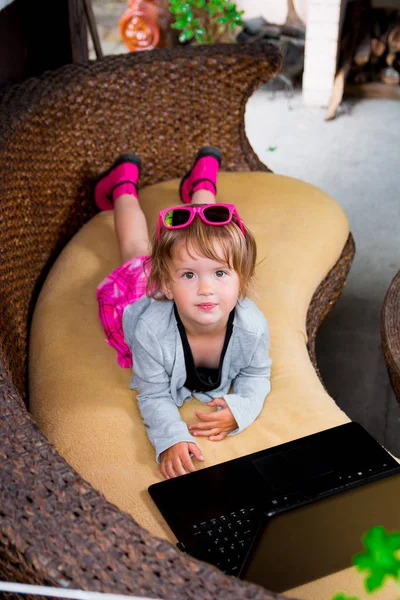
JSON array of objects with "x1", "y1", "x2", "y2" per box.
[
  {"x1": 215, "y1": 270, "x2": 227, "y2": 278},
  {"x1": 182, "y1": 272, "x2": 195, "y2": 280}
]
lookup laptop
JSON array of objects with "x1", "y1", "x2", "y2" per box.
[
  {"x1": 148, "y1": 422, "x2": 400, "y2": 590},
  {"x1": 240, "y1": 471, "x2": 400, "y2": 591}
]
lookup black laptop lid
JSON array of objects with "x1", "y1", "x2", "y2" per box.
[
  {"x1": 240, "y1": 471, "x2": 400, "y2": 593},
  {"x1": 148, "y1": 423, "x2": 398, "y2": 544}
]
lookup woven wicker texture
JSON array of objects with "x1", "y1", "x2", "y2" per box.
[
  {"x1": 381, "y1": 269, "x2": 400, "y2": 402},
  {"x1": 0, "y1": 42, "x2": 354, "y2": 597}
]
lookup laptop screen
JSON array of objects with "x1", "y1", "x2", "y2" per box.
[{"x1": 240, "y1": 472, "x2": 400, "y2": 593}]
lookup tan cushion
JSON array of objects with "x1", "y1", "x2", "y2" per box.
[
  {"x1": 287, "y1": 565, "x2": 399, "y2": 599},
  {"x1": 29, "y1": 172, "x2": 351, "y2": 545}
]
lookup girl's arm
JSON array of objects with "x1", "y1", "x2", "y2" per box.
[
  {"x1": 131, "y1": 320, "x2": 197, "y2": 463},
  {"x1": 223, "y1": 326, "x2": 272, "y2": 434}
]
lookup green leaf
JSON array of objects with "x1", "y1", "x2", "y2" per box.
[
  {"x1": 365, "y1": 571, "x2": 386, "y2": 593},
  {"x1": 174, "y1": 17, "x2": 189, "y2": 27},
  {"x1": 353, "y1": 526, "x2": 400, "y2": 593},
  {"x1": 332, "y1": 593, "x2": 360, "y2": 600},
  {"x1": 266, "y1": 146, "x2": 277, "y2": 152},
  {"x1": 230, "y1": 8, "x2": 244, "y2": 17},
  {"x1": 179, "y1": 2, "x2": 194, "y2": 13},
  {"x1": 210, "y1": 1, "x2": 223, "y2": 11},
  {"x1": 216, "y1": 16, "x2": 230, "y2": 24},
  {"x1": 178, "y1": 29, "x2": 194, "y2": 42},
  {"x1": 195, "y1": 0, "x2": 206, "y2": 6}
]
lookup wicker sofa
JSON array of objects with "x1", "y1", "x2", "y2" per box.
[
  {"x1": 381, "y1": 269, "x2": 400, "y2": 404},
  {"x1": 0, "y1": 43, "x2": 355, "y2": 598}
]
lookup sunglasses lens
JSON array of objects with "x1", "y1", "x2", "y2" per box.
[
  {"x1": 164, "y1": 209, "x2": 191, "y2": 227},
  {"x1": 203, "y1": 205, "x2": 230, "y2": 223}
]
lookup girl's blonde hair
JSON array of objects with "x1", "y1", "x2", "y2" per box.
[{"x1": 145, "y1": 206, "x2": 257, "y2": 299}]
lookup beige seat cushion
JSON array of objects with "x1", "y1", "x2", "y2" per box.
[{"x1": 30, "y1": 172, "x2": 351, "y2": 546}]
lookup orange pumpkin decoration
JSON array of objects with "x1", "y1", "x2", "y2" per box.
[{"x1": 119, "y1": 0, "x2": 160, "y2": 51}]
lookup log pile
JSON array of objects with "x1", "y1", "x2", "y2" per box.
[
  {"x1": 326, "y1": 0, "x2": 400, "y2": 120},
  {"x1": 350, "y1": 5, "x2": 400, "y2": 86}
]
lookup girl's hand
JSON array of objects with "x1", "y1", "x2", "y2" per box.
[
  {"x1": 189, "y1": 398, "x2": 238, "y2": 441},
  {"x1": 160, "y1": 442, "x2": 204, "y2": 479}
]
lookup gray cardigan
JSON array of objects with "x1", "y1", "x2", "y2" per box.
[{"x1": 123, "y1": 296, "x2": 271, "y2": 462}]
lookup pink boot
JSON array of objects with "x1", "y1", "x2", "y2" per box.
[
  {"x1": 93, "y1": 153, "x2": 141, "y2": 211},
  {"x1": 179, "y1": 146, "x2": 222, "y2": 204}
]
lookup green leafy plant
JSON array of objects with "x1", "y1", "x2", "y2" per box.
[
  {"x1": 332, "y1": 526, "x2": 400, "y2": 600},
  {"x1": 169, "y1": 0, "x2": 244, "y2": 44}
]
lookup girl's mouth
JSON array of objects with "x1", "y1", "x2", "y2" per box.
[{"x1": 197, "y1": 303, "x2": 217, "y2": 310}]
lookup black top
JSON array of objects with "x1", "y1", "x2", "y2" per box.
[{"x1": 174, "y1": 304, "x2": 235, "y2": 392}]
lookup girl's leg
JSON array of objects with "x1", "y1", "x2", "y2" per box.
[
  {"x1": 93, "y1": 153, "x2": 150, "y2": 264},
  {"x1": 190, "y1": 189, "x2": 216, "y2": 205},
  {"x1": 113, "y1": 194, "x2": 150, "y2": 264},
  {"x1": 180, "y1": 147, "x2": 222, "y2": 204}
]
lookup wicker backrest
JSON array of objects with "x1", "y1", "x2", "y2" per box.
[
  {"x1": 0, "y1": 43, "x2": 292, "y2": 598},
  {"x1": 0, "y1": 43, "x2": 281, "y2": 402},
  {"x1": 381, "y1": 269, "x2": 400, "y2": 402},
  {"x1": 0, "y1": 43, "x2": 282, "y2": 403}
]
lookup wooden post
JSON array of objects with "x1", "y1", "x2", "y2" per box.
[
  {"x1": 68, "y1": 0, "x2": 90, "y2": 63},
  {"x1": 82, "y1": 0, "x2": 103, "y2": 59},
  {"x1": 285, "y1": 0, "x2": 306, "y2": 30}
]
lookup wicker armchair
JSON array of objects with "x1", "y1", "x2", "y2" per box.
[
  {"x1": 0, "y1": 43, "x2": 355, "y2": 598},
  {"x1": 381, "y1": 269, "x2": 400, "y2": 403}
]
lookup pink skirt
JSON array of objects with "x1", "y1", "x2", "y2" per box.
[{"x1": 96, "y1": 256, "x2": 150, "y2": 368}]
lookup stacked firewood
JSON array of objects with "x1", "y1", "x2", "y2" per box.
[
  {"x1": 326, "y1": 0, "x2": 400, "y2": 120},
  {"x1": 348, "y1": 6, "x2": 400, "y2": 86}
]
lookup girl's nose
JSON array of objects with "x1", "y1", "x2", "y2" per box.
[{"x1": 198, "y1": 279, "x2": 213, "y2": 295}]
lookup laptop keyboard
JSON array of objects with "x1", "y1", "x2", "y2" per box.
[
  {"x1": 185, "y1": 491, "x2": 310, "y2": 575},
  {"x1": 187, "y1": 507, "x2": 259, "y2": 575}
]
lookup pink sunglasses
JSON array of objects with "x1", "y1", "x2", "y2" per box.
[{"x1": 157, "y1": 203, "x2": 246, "y2": 240}]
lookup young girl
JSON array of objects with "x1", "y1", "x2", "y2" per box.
[{"x1": 95, "y1": 147, "x2": 271, "y2": 480}]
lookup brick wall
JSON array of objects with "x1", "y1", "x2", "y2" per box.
[{"x1": 302, "y1": 0, "x2": 349, "y2": 107}]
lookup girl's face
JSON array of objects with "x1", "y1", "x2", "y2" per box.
[{"x1": 164, "y1": 242, "x2": 240, "y2": 333}]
